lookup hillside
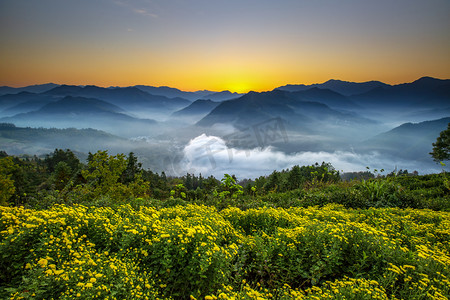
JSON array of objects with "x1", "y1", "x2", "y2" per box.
[
  {"x1": 171, "y1": 99, "x2": 220, "y2": 123},
  {"x1": 0, "y1": 96, "x2": 158, "y2": 137},
  {"x1": 0, "y1": 123, "x2": 127, "y2": 155},
  {"x1": 197, "y1": 89, "x2": 375, "y2": 139},
  {"x1": 359, "y1": 117, "x2": 450, "y2": 160}
]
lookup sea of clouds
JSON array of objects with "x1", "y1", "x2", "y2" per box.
[{"x1": 175, "y1": 134, "x2": 441, "y2": 179}]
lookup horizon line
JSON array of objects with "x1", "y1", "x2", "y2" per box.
[{"x1": 1, "y1": 75, "x2": 448, "y2": 93}]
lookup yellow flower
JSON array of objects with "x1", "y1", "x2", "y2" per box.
[
  {"x1": 90, "y1": 277, "x2": 96, "y2": 283},
  {"x1": 38, "y1": 258, "x2": 48, "y2": 267}
]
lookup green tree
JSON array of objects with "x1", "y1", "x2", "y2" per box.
[
  {"x1": 430, "y1": 123, "x2": 450, "y2": 162},
  {"x1": 52, "y1": 161, "x2": 72, "y2": 191},
  {"x1": 44, "y1": 149, "x2": 80, "y2": 173},
  {"x1": 82, "y1": 151, "x2": 127, "y2": 191},
  {"x1": 264, "y1": 171, "x2": 281, "y2": 192},
  {"x1": 287, "y1": 165, "x2": 302, "y2": 190},
  {"x1": 76, "y1": 151, "x2": 149, "y2": 202},
  {"x1": 220, "y1": 174, "x2": 243, "y2": 199},
  {"x1": 121, "y1": 152, "x2": 142, "y2": 184},
  {"x1": 0, "y1": 157, "x2": 17, "y2": 205}
]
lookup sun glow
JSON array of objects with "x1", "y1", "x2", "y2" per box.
[{"x1": 224, "y1": 82, "x2": 253, "y2": 93}]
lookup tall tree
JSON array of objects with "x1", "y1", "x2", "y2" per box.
[
  {"x1": 287, "y1": 165, "x2": 302, "y2": 190},
  {"x1": 430, "y1": 123, "x2": 450, "y2": 162},
  {"x1": 121, "y1": 152, "x2": 142, "y2": 184}
]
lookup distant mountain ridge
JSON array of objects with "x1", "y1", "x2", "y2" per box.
[
  {"x1": 1, "y1": 76, "x2": 448, "y2": 138},
  {"x1": 276, "y1": 79, "x2": 389, "y2": 96},
  {"x1": 0, "y1": 123, "x2": 127, "y2": 156},
  {"x1": 201, "y1": 90, "x2": 244, "y2": 102},
  {"x1": 39, "y1": 85, "x2": 192, "y2": 120},
  {"x1": 0, "y1": 83, "x2": 59, "y2": 96},
  {"x1": 197, "y1": 89, "x2": 372, "y2": 130},
  {"x1": 359, "y1": 117, "x2": 450, "y2": 161},
  {"x1": 2, "y1": 76, "x2": 447, "y2": 100},
  {"x1": 44, "y1": 85, "x2": 190, "y2": 109},
  {"x1": 132, "y1": 85, "x2": 208, "y2": 101},
  {"x1": 42, "y1": 96, "x2": 125, "y2": 113},
  {"x1": 349, "y1": 77, "x2": 450, "y2": 109},
  {"x1": 0, "y1": 96, "x2": 158, "y2": 137}
]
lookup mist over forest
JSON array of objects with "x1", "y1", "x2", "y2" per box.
[{"x1": 1, "y1": 76, "x2": 449, "y2": 179}]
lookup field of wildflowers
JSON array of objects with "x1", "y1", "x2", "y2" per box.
[{"x1": 1, "y1": 203, "x2": 449, "y2": 299}]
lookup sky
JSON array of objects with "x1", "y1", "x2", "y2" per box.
[{"x1": 1, "y1": 0, "x2": 449, "y2": 92}]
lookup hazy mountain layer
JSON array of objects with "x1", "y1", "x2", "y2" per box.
[
  {"x1": 0, "y1": 96, "x2": 158, "y2": 138},
  {"x1": 358, "y1": 117, "x2": 450, "y2": 161},
  {"x1": 0, "y1": 77, "x2": 448, "y2": 176}
]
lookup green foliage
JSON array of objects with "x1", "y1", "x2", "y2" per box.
[
  {"x1": 52, "y1": 161, "x2": 73, "y2": 191},
  {"x1": 72, "y1": 151, "x2": 149, "y2": 204},
  {"x1": 44, "y1": 149, "x2": 81, "y2": 173},
  {"x1": 2, "y1": 148, "x2": 449, "y2": 213},
  {"x1": 0, "y1": 157, "x2": 16, "y2": 205},
  {"x1": 220, "y1": 174, "x2": 243, "y2": 199},
  {"x1": 430, "y1": 123, "x2": 450, "y2": 162},
  {"x1": 170, "y1": 183, "x2": 187, "y2": 199},
  {"x1": 355, "y1": 178, "x2": 402, "y2": 207}
]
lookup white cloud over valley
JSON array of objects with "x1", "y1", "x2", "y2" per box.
[{"x1": 176, "y1": 134, "x2": 441, "y2": 179}]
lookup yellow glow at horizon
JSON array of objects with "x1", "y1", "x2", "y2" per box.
[{"x1": 1, "y1": 37, "x2": 450, "y2": 92}]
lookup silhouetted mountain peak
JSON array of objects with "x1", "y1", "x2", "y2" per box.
[
  {"x1": 323, "y1": 79, "x2": 345, "y2": 84},
  {"x1": 408, "y1": 76, "x2": 449, "y2": 89},
  {"x1": 133, "y1": 85, "x2": 198, "y2": 101},
  {"x1": 200, "y1": 90, "x2": 244, "y2": 101},
  {"x1": 277, "y1": 79, "x2": 389, "y2": 96}
]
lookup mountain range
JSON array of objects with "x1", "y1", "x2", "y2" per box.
[
  {"x1": 0, "y1": 83, "x2": 59, "y2": 96},
  {"x1": 277, "y1": 79, "x2": 389, "y2": 96},
  {"x1": 1, "y1": 96, "x2": 158, "y2": 137},
  {"x1": 1, "y1": 77, "x2": 449, "y2": 174}
]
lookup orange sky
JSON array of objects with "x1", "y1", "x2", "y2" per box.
[{"x1": 1, "y1": 0, "x2": 449, "y2": 93}]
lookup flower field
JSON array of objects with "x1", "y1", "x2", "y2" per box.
[{"x1": 1, "y1": 203, "x2": 449, "y2": 299}]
